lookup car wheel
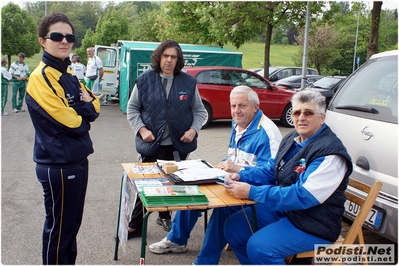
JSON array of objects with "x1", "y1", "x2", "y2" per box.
[
  {"x1": 201, "y1": 103, "x2": 212, "y2": 129},
  {"x1": 281, "y1": 104, "x2": 294, "y2": 127}
]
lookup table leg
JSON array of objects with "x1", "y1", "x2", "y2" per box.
[
  {"x1": 113, "y1": 174, "x2": 125, "y2": 260},
  {"x1": 140, "y1": 211, "x2": 152, "y2": 265},
  {"x1": 204, "y1": 209, "x2": 208, "y2": 232},
  {"x1": 249, "y1": 205, "x2": 257, "y2": 232}
]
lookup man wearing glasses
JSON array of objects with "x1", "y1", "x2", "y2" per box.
[
  {"x1": 126, "y1": 40, "x2": 207, "y2": 238},
  {"x1": 223, "y1": 90, "x2": 353, "y2": 264}
]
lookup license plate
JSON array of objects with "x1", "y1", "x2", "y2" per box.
[{"x1": 344, "y1": 200, "x2": 385, "y2": 230}]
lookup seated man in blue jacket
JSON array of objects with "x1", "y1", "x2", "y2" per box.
[
  {"x1": 223, "y1": 90, "x2": 352, "y2": 264},
  {"x1": 149, "y1": 85, "x2": 282, "y2": 264}
]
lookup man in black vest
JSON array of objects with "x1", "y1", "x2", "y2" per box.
[
  {"x1": 223, "y1": 90, "x2": 353, "y2": 264},
  {"x1": 126, "y1": 40, "x2": 206, "y2": 238}
]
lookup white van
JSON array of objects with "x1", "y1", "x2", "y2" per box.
[
  {"x1": 325, "y1": 50, "x2": 398, "y2": 242},
  {"x1": 95, "y1": 45, "x2": 120, "y2": 98}
]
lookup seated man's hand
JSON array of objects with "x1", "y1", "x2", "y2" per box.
[
  {"x1": 225, "y1": 173, "x2": 240, "y2": 183},
  {"x1": 227, "y1": 181, "x2": 250, "y2": 199},
  {"x1": 217, "y1": 160, "x2": 240, "y2": 173}
]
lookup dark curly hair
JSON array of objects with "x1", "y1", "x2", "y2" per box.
[
  {"x1": 151, "y1": 40, "x2": 184, "y2": 75},
  {"x1": 37, "y1": 12, "x2": 75, "y2": 39}
]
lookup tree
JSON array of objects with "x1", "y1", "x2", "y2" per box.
[
  {"x1": 76, "y1": 8, "x2": 130, "y2": 63},
  {"x1": 367, "y1": 1, "x2": 382, "y2": 58},
  {"x1": 155, "y1": 2, "x2": 219, "y2": 44},
  {"x1": 155, "y1": 1, "x2": 324, "y2": 79},
  {"x1": 24, "y1": 1, "x2": 104, "y2": 49},
  {"x1": 1, "y1": 3, "x2": 40, "y2": 66},
  {"x1": 378, "y1": 9, "x2": 398, "y2": 51},
  {"x1": 296, "y1": 24, "x2": 341, "y2": 74},
  {"x1": 135, "y1": 8, "x2": 162, "y2": 42},
  {"x1": 287, "y1": 26, "x2": 299, "y2": 45},
  {"x1": 92, "y1": 9, "x2": 130, "y2": 45}
]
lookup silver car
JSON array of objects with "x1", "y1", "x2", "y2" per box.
[
  {"x1": 326, "y1": 50, "x2": 398, "y2": 242},
  {"x1": 256, "y1": 66, "x2": 318, "y2": 82}
]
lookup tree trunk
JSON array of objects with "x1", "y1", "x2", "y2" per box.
[
  {"x1": 263, "y1": 24, "x2": 273, "y2": 79},
  {"x1": 367, "y1": 1, "x2": 382, "y2": 59}
]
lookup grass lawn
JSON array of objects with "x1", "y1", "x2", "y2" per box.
[
  {"x1": 224, "y1": 43, "x2": 302, "y2": 69},
  {"x1": 4, "y1": 42, "x2": 302, "y2": 72}
]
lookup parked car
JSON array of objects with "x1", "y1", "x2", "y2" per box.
[
  {"x1": 248, "y1": 67, "x2": 263, "y2": 73},
  {"x1": 326, "y1": 50, "x2": 398, "y2": 243},
  {"x1": 255, "y1": 66, "x2": 318, "y2": 82},
  {"x1": 273, "y1": 75, "x2": 324, "y2": 91},
  {"x1": 305, "y1": 76, "x2": 347, "y2": 105},
  {"x1": 183, "y1": 66, "x2": 296, "y2": 128}
]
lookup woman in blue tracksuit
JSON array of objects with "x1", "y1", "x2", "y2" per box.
[
  {"x1": 223, "y1": 90, "x2": 353, "y2": 264},
  {"x1": 149, "y1": 86, "x2": 282, "y2": 264}
]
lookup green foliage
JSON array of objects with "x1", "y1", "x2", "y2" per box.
[
  {"x1": 102, "y1": 1, "x2": 161, "y2": 42},
  {"x1": 133, "y1": 9, "x2": 161, "y2": 42},
  {"x1": 2, "y1": 1, "x2": 397, "y2": 77},
  {"x1": 1, "y1": 3, "x2": 41, "y2": 63},
  {"x1": 93, "y1": 9, "x2": 130, "y2": 45},
  {"x1": 379, "y1": 9, "x2": 399, "y2": 51},
  {"x1": 296, "y1": 24, "x2": 341, "y2": 74},
  {"x1": 23, "y1": 1, "x2": 104, "y2": 48},
  {"x1": 294, "y1": 2, "x2": 398, "y2": 76}
]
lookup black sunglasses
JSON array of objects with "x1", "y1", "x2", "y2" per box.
[{"x1": 44, "y1": 32, "x2": 75, "y2": 43}]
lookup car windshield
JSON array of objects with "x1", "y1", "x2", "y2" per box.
[
  {"x1": 311, "y1": 77, "x2": 344, "y2": 90},
  {"x1": 269, "y1": 67, "x2": 279, "y2": 75},
  {"x1": 333, "y1": 54, "x2": 398, "y2": 124},
  {"x1": 278, "y1": 76, "x2": 301, "y2": 83}
]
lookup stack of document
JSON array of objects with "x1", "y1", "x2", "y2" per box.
[
  {"x1": 157, "y1": 159, "x2": 228, "y2": 185},
  {"x1": 139, "y1": 185, "x2": 209, "y2": 207}
]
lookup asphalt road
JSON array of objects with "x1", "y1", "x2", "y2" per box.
[{"x1": 1, "y1": 87, "x2": 396, "y2": 265}]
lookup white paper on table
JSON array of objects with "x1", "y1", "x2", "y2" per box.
[{"x1": 173, "y1": 167, "x2": 228, "y2": 181}]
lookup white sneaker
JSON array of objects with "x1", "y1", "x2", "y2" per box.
[
  {"x1": 149, "y1": 237, "x2": 188, "y2": 254},
  {"x1": 1, "y1": 112, "x2": 8, "y2": 116},
  {"x1": 12, "y1": 109, "x2": 18, "y2": 113}
]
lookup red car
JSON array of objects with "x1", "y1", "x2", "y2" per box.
[{"x1": 183, "y1": 66, "x2": 296, "y2": 128}]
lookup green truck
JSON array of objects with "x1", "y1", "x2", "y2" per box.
[{"x1": 95, "y1": 41, "x2": 242, "y2": 112}]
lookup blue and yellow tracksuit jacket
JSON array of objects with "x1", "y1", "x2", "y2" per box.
[{"x1": 26, "y1": 52, "x2": 100, "y2": 165}]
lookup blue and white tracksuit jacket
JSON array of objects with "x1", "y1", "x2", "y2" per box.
[{"x1": 165, "y1": 109, "x2": 282, "y2": 264}]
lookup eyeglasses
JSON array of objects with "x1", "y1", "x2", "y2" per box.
[
  {"x1": 292, "y1": 110, "x2": 320, "y2": 118},
  {"x1": 162, "y1": 53, "x2": 177, "y2": 60},
  {"x1": 44, "y1": 32, "x2": 75, "y2": 43}
]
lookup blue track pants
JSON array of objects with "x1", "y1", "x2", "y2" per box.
[
  {"x1": 224, "y1": 204, "x2": 332, "y2": 264},
  {"x1": 167, "y1": 206, "x2": 242, "y2": 264},
  {"x1": 37, "y1": 160, "x2": 89, "y2": 264}
]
